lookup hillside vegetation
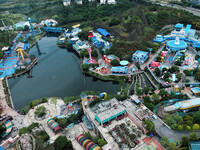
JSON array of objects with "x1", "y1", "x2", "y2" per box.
[{"x1": 1, "y1": 0, "x2": 200, "y2": 59}]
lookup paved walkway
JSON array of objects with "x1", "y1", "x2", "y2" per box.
[
  {"x1": 23, "y1": 98, "x2": 65, "y2": 143},
  {"x1": 0, "y1": 78, "x2": 25, "y2": 129}
]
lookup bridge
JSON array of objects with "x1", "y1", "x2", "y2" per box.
[{"x1": 43, "y1": 27, "x2": 63, "y2": 33}]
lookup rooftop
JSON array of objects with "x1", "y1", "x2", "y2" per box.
[
  {"x1": 2, "y1": 47, "x2": 9, "y2": 51},
  {"x1": 97, "y1": 28, "x2": 110, "y2": 37},
  {"x1": 91, "y1": 98, "x2": 126, "y2": 124},
  {"x1": 190, "y1": 141, "x2": 200, "y2": 150},
  {"x1": 174, "y1": 23, "x2": 183, "y2": 29},
  {"x1": 143, "y1": 137, "x2": 164, "y2": 150},
  {"x1": 164, "y1": 98, "x2": 200, "y2": 112},
  {"x1": 191, "y1": 87, "x2": 200, "y2": 94},
  {"x1": 106, "y1": 54, "x2": 119, "y2": 60},
  {"x1": 72, "y1": 24, "x2": 80, "y2": 28},
  {"x1": 133, "y1": 50, "x2": 148, "y2": 58},
  {"x1": 185, "y1": 24, "x2": 191, "y2": 34},
  {"x1": 120, "y1": 60, "x2": 129, "y2": 66},
  {"x1": 111, "y1": 66, "x2": 128, "y2": 73}
]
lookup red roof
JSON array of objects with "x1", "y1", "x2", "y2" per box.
[{"x1": 150, "y1": 61, "x2": 160, "y2": 68}]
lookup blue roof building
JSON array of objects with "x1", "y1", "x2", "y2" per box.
[
  {"x1": 174, "y1": 23, "x2": 183, "y2": 28},
  {"x1": 174, "y1": 23, "x2": 183, "y2": 31},
  {"x1": 164, "y1": 98, "x2": 200, "y2": 112},
  {"x1": 189, "y1": 141, "x2": 200, "y2": 150},
  {"x1": 90, "y1": 98, "x2": 126, "y2": 126},
  {"x1": 43, "y1": 27, "x2": 63, "y2": 33},
  {"x1": 191, "y1": 87, "x2": 200, "y2": 96},
  {"x1": 111, "y1": 66, "x2": 128, "y2": 74},
  {"x1": 97, "y1": 28, "x2": 110, "y2": 37},
  {"x1": 132, "y1": 50, "x2": 149, "y2": 64}
]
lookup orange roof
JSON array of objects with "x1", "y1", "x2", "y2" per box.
[{"x1": 143, "y1": 137, "x2": 164, "y2": 150}]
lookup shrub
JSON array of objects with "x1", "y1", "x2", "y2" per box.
[
  {"x1": 89, "y1": 97, "x2": 102, "y2": 107},
  {"x1": 109, "y1": 17, "x2": 120, "y2": 27},
  {"x1": 34, "y1": 106, "x2": 46, "y2": 118},
  {"x1": 98, "y1": 139, "x2": 107, "y2": 147},
  {"x1": 54, "y1": 136, "x2": 72, "y2": 150}
]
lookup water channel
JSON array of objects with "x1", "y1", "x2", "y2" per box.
[{"x1": 8, "y1": 35, "x2": 120, "y2": 110}]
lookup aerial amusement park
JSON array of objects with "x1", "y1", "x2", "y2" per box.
[{"x1": 0, "y1": 17, "x2": 42, "y2": 78}]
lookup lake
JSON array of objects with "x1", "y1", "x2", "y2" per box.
[{"x1": 8, "y1": 36, "x2": 120, "y2": 110}]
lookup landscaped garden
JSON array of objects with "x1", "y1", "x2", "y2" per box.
[{"x1": 109, "y1": 121, "x2": 142, "y2": 148}]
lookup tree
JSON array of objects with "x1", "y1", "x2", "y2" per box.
[
  {"x1": 19, "y1": 127, "x2": 28, "y2": 136},
  {"x1": 183, "y1": 70, "x2": 191, "y2": 76},
  {"x1": 152, "y1": 93, "x2": 160, "y2": 101},
  {"x1": 42, "y1": 97, "x2": 48, "y2": 103},
  {"x1": 144, "y1": 102, "x2": 154, "y2": 111},
  {"x1": 156, "y1": 56, "x2": 162, "y2": 62},
  {"x1": 176, "y1": 73, "x2": 183, "y2": 82},
  {"x1": 0, "y1": 49, "x2": 3, "y2": 59},
  {"x1": 135, "y1": 62, "x2": 141, "y2": 70},
  {"x1": 162, "y1": 67, "x2": 168, "y2": 72},
  {"x1": 181, "y1": 136, "x2": 189, "y2": 147},
  {"x1": 84, "y1": 132, "x2": 92, "y2": 140},
  {"x1": 136, "y1": 88, "x2": 142, "y2": 95},
  {"x1": 81, "y1": 64, "x2": 90, "y2": 71},
  {"x1": 164, "y1": 72, "x2": 170, "y2": 79},
  {"x1": 159, "y1": 89, "x2": 169, "y2": 98},
  {"x1": 98, "y1": 139, "x2": 107, "y2": 147},
  {"x1": 54, "y1": 136, "x2": 72, "y2": 150},
  {"x1": 91, "y1": 50, "x2": 98, "y2": 57},
  {"x1": 111, "y1": 59, "x2": 119, "y2": 66},
  {"x1": 69, "y1": 114, "x2": 78, "y2": 123},
  {"x1": 80, "y1": 51, "x2": 84, "y2": 58},
  {"x1": 177, "y1": 125, "x2": 183, "y2": 131},
  {"x1": 154, "y1": 68, "x2": 161, "y2": 77},
  {"x1": 187, "y1": 126, "x2": 191, "y2": 130},
  {"x1": 24, "y1": 25, "x2": 29, "y2": 31},
  {"x1": 50, "y1": 98, "x2": 57, "y2": 108},
  {"x1": 160, "y1": 136, "x2": 169, "y2": 147},
  {"x1": 169, "y1": 65, "x2": 180, "y2": 73},
  {"x1": 185, "y1": 79, "x2": 190, "y2": 83},
  {"x1": 194, "y1": 72, "x2": 200, "y2": 82},
  {"x1": 144, "y1": 119, "x2": 155, "y2": 133},
  {"x1": 78, "y1": 29, "x2": 90, "y2": 41},
  {"x1": 193, "y1": 124, "x2": 199, "y2": 130},
  {"x1": 109, "y1": 17, "x2": 120, "y2": 27},
  {"x1": 143, "y1": 96, "x2": 150, "y2": 102},
  {"x1": 143, "y1": 87, "x2": 150, "y2": 95},
  {"x1": 34, "y1": 106, "x2": 46, "y2": 118},
  {"x1": 193, "y1": 111, "x2": 200, "y2": 123},
  {"x1": 66, "y1": 41, "x2": 72, "y2": 49},
  {"x1": 169, "y1": 142, "x2": 176, "y2": 150},
  {"x1": 0, "y1": 125, "x2": 5, "y2": 137},
  {"x1": 190, "y1": 132, "x2": 199, "y2": 141},
  {"x1": 175, "y1": 60, "x2": 182, "y2": 66},
  {"x1": 93, "y1": 136, "x2": 100, "y2": 144}
]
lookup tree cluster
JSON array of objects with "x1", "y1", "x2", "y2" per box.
[{"x1": 164, "y1": 110, "x2": 200, "y2": 131}]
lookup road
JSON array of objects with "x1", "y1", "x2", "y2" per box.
[
  {"x1": 152, "y1": 117, "x2": 200, "y2": 141},
  {"x1": 149, "y1": 0, "x2": 200, "y2": 17}
]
